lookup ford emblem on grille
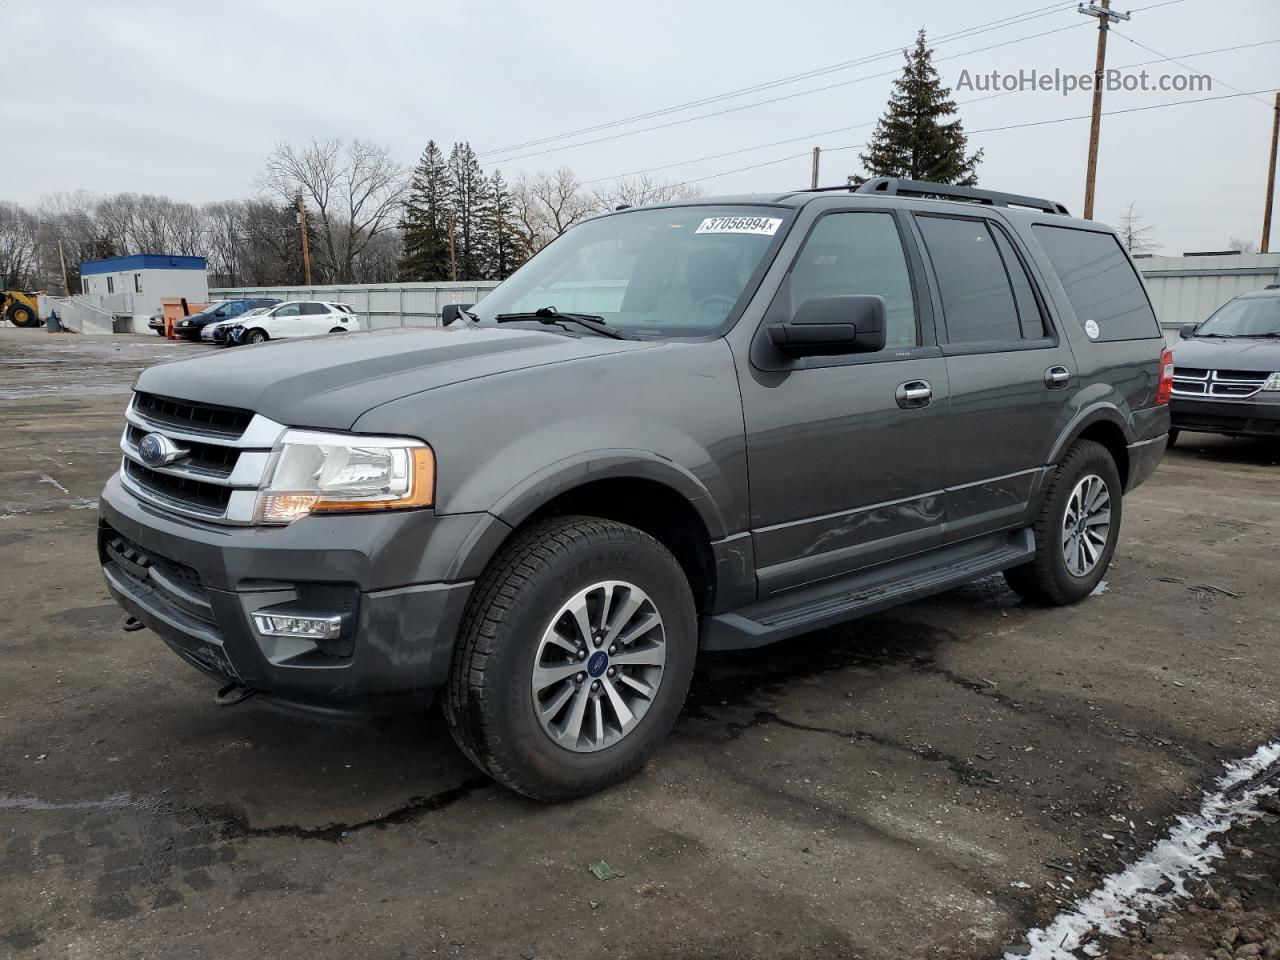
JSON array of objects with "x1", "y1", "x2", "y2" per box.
[{"x1": 138, "y1": 433, "x2": 190, "y2": 467}]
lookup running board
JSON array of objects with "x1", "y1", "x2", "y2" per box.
[{"x1": 701, "y1": 528, "x2": 1034, "y2": 651}]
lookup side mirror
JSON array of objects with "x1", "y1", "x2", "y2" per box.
[
  {"x1": 768, "y1": 295, "x2": 887, "y2": 358},
  {"x1": 441, "y1": 302, "x2": 475, "y2": 327},
  {"x1": 1180, "y1": 322, "x2": 1199, "y2": 339}
]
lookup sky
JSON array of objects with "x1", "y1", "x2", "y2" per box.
[{"x1": 4, "y1": 0, "x2": 1278, "y2": 255}]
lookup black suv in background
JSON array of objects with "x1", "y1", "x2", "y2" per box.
[
  {"x1": 1170, "y1": 287, "x2": 1280, "y2": 443},
  {"x1": 99, "y1": 178, "x2": 1171, "y2": 800}
]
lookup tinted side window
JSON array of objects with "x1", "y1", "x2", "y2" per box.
[
  {"x1": 785, "y1": 212, "x2": 918, "y2": 348},
  {"x1": 990, "y1": 227, "x2": 1047, "y2": 338},
  {"x1": 916, "y1": 215, "x2": 1021, "y2": 344},
  {"x1": 1032, "y1": 225, "x2": 1160, "y2": 340}
]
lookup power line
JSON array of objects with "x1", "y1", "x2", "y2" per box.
[
  {"x1": 584, "y1": 38, "x2": 1279, "y2": 187},
  {"x1": 479, "y1": 0, "x2": 1082, "y2": 158},
  {"x1": 662, "y1": 87, "x2": 1276, "y2": 191},
  {"x1": 490, "y1": 21, "x2": 1094, "y2": 166},
  {"x1": 1110, "y1": 29, "x2": 1275, "y2": 107}
]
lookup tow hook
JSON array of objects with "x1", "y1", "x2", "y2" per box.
[
  {"x1": 214, "y1": 682, "x2": 257, "y2": 707},
  {"x1": 123, "y1": 616, "x2": 144, "y2": 633}
]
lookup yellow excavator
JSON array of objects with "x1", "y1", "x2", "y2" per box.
[{"x1": 2, "y1": 291, "x2": 41, "y2": 327}]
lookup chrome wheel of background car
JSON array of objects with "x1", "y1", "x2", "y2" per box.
[
  {"x1": 1061, "y1": 473, "x2": 1112, "y2": 578},
  {"x1": 530, "y1": 579, "x2": 666, "y2": 753}
]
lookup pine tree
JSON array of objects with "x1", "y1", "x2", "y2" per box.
[
  {"x1": 447, "y1": 142, "x2": 485, "y2": 281},
  {"x1": 855, "y1": 29, "x2": 982, "y2": 186},
  {"x1": 477, "y1": 170, "x2": 526, "y2": 280},
  {"x1": 398, "y1": 141, "x2": 452, "y2": 281}
]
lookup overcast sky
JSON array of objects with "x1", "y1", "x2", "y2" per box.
[{"x1": 5, "y1": 0, "x2": 1278, "y2": 254}]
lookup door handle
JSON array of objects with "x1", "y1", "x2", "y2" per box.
[
  {"x1": 896, "y1": 380, "x2": 933, "y2": 409},
  {"x1": 1045, "y1": 365, "x2": 1071, "y2": 389}
]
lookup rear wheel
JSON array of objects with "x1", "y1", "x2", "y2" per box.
[
  {"x1": 1004, "y1": 439, "x2": 1122, "y2": 605},
  {"x1": 7, "y1": 302, "x2": 38, "y2": 328},
  {"x1": 444, "y1": 516, "x2": 697, "y2": 801}
]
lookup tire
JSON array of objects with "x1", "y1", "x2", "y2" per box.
[
  {"x1": 328, "y1": 327, "x2": 347, "y2": 334},
  {"x1": 246, "y1": 329, "x2": 268, "y2": 344},
  {"x1": 153, "y1": 327, "x2": 166, "y2": 336},
  {"x1": 7, "y1": 302, "x2": 38, "y2": 328},
  {"x1": 1167, "y1": 429, "x2": 1178, "y2": 449},
  {"x1": 1003, "y1": 439, "x2": 1122, "y2": 606},
  {"x1": 444, "y1": 516, "x2": 697, "y2": 802}
]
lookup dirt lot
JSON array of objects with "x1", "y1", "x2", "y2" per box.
[{"x1": 2, "y1": 327, "x2": 1278, "y2": 960}]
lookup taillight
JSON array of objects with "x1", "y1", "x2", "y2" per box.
[{"x1": 1155, "y1": 348, "x2": 1174, "y2": 404}]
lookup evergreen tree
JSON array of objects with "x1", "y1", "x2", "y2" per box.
[
  {"x1": 855, "y1": 29, "x2": 982, "y2": 186},
  {"x1": 398, "y1": 140, "x2": 452, "y2": 281},
  {"x1": 477, "y1": 170, "x2": 525, "y2": 280},
  {"x1": 447, "y1": 142, "x2": 485, "y2": 280}
]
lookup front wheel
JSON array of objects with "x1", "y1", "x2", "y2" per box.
[
  {"x1": 245, "y1": 329, "x2": 268, "y2": 344},
  {"x1": 7, "y1": 302, "x2": 38, "y2": 328},
  {"x1": 444, "y1": 516, "x2": 697, "y2": 801},
  {"x1": 1004, "y1": 439, "x2": 1122, "y2": 605},
  {"x1": 328, "y1": 327, "x2": 347, "y2": 334}
]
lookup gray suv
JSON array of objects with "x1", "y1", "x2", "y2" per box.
[{"x1": 99, "y1": 178, "x2": 1171, "y2": 800}]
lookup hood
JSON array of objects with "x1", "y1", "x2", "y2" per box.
[
  {"x1": 134, "y1": 326, "x2": 659, "y2": 430},
  {"x1": 1173, "y1": 336, "x2": 1280, "y2": 373}
]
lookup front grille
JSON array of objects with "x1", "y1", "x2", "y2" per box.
[
  {"x1": 119, "y1": 392, "x2": 284, "y2": 523},
  {"x1": 133, "y1": 391, "x2": 253, "y2": 439},
  {"x1": 124, "y1": 459, "x2": 232, "y2": 516},
  {"x1": 1171, "y1": 368, "x2": 1272, "y2": 400},
  {"x1": 101, "y1": 524, "x2": 215, "y2": 628}
]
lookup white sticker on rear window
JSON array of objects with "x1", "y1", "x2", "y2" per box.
[{"x1": 695, "y1": 216, "x2": 783, "y2": 236}]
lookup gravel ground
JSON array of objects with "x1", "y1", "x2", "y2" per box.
[{"x1": 2, "y1": 327, "x2": 1278, "y2": 960}]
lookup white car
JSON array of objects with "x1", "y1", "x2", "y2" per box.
[{"x1": 234, "y1": 301, "x2": 363, "y2": 344}]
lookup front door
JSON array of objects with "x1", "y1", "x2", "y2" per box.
[
  {"x1": 908, "y1": 212, "x2": 1078, "y2": 543},
  {"x1": 738, "y1": 208, "x2": 950, "y2": 598}
]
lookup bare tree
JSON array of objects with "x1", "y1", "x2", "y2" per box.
[
  {"x1": 1116, "y1": 202, "x2": 1158, "y2": 255},
  {"x1": 592, "y1": 174, "x2": 707, "y2": 211},
  {"x1": 511, "y1": 169, "x2": 598, "y2": 254},
  {"x1": 0, "y1": 202, "x2": 39, "y2": 289},
  {"x1": 261, "y1": 138, "x2": 406, "y2": 283},
  {"x1": 1227, "y1": 236, "x2": 1258, "y2": 254}
]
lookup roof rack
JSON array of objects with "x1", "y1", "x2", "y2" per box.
[{"x1": 847, "y1": 177, "x2": 1071, "y2": 216}]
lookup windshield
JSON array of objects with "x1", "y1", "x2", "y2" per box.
[
  {"x1": 1194, "y1": 296, "x2": 1280, "y2": 337},
  {"x1": 470, "y1": 205, "x2": 791, "y2": 338}
]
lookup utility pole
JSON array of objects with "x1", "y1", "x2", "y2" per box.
[
  {"x1": 57, "y1": 238, "x2": 71, "y2": 296},
  {"x1": 1262, "y1": 91, "x2": 1279, "y2": 254},
  {"x1": 448, "y1": 210, "x2": 458, "y2": 282},
  {"x1": 1078, "y1": 1, "x2": 1131, "y2": 219},
  {"x1": 810, "y1": 147, "x2": 821, "y2": 189},
  {"x1": 295, "y1": 194, "x2": 313, "y2": 286}
]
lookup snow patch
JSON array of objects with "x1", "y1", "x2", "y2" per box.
[
  {"x1": 1090, "y1": 580, "x2": 1109, "y2": 596},
  {"x1": 37, "y1": 474, "x2": 70, "y2": 495},
  {"x1": 1008, "y1": 740, "x2": 1280, "y2": 960},
  {"x1": 0, "y1": 792, "x2": 137, "y2": 811}
]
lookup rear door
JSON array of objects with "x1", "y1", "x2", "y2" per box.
[
  {"x1": 738, "y1": 205, "x2": 950, "y2": 598},
  {"x1": 910, "y1": 212, "x2": 1078, "y2": 543}
]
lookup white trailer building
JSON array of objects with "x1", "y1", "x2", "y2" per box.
[{"x1": 78, "y1": 254, "x2": 210, "y2": 333}]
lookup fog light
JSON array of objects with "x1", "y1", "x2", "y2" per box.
[{"x1": 252, "y1": 613, "x2": 343, "y2": 640}]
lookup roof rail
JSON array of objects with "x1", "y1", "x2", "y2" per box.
[{"x1": 853, "y1": 177, "x2": 1071, "y2": 216}]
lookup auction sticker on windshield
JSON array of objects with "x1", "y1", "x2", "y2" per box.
[{"x1": 695, "y1": 216, "x2": 783, "y2": 236}]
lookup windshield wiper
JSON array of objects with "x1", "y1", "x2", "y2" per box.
[
  {"x1": 1244, "y1": 332, "x2": 1280, "y2": 338},
  {"x1": 494, "y1": 306, "x2": 631, "y2": 340}
]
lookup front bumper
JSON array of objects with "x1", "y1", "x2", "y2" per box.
[
  {"x1": 1170, "y1": 395, "x2": 1280, "y2": 438},
  {"x1": 98, "y1": 472, "x2": 510, "y2": 718}
]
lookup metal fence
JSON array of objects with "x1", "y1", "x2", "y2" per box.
[{"x1": 208, "y1": 282, "x2": 502, "y2": 329}]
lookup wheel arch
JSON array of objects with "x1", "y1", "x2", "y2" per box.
[
  {"x1": 1049, "y1": 405, "x2": 1132, "y2": 488},
  {"x1": 473, "y1": 458, "x2": 725, "y2": 615}
]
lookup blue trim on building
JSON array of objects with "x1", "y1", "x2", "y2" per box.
[{"x1": 80, "y1": 254, "x2": 207, "y2": 275}]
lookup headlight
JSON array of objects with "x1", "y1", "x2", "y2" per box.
[
  {"x1": 255, "y1": 429, "x2": 434, "y2": 524},
  {"x1": 1262, "y1": 372, "x2": 1280, "y2": 392}
]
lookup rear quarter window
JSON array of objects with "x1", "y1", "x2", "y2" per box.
[{"x1": 1032, "y1": 225, "x2": 1161, "y2": 341}]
